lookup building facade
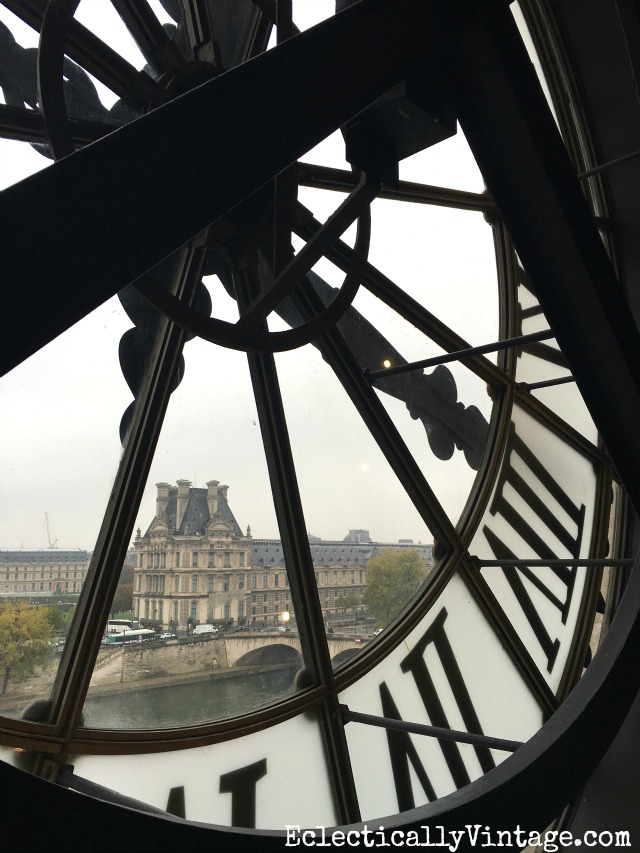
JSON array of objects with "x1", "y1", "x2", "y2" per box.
[
  {"x1": 0, "y1": 550, "x2": 90, "y2": 598},
  {"x1": 133, "y1": 480, "x2": 433, "y2": 630}
]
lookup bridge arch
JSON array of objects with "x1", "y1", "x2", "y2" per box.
[{"x1": 235, "y1": 644, "x2": 303, "y2": 667}]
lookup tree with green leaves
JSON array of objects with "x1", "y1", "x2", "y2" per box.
[
  {"x1": 335, "y1": 592, "x2": 360, "y2": 613},
  {"x1": 44, "y1": 604, "x2": 66, "y2": 633},
  {"x1": 111, "y1": 583, "x2": 133, "y2": 617},
  {"x1": 0, "y1": 601, "x2": 55, "y2": 695},
  {"x1": 362, "y1": 548, "x2": 429, "y2": 626}
]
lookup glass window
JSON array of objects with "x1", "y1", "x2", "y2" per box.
[{"x1": 191, "y1": 574, "x2": 198, "y2": 593}]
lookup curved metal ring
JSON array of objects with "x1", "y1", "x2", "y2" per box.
[
  {"x1": 135, "y1": 193, "x2": 372, "y2": 353},
  {"x1": 37, "y1": 0, "x2": 81, "y2": 159},
  {"x1": 37, "y1": 0, "x2": 374, "y2": 353}
]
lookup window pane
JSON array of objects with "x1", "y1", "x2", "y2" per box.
[{"x1": 82, "y1": 343, "x2": 307, "y2": 729}]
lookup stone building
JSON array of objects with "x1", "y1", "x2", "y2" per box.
[
  {"x1": 133, "y1": 480, "x2": 250, "y2": 629},
  {"x1": 0, "y1": 551, "x2": 90, "y2": 598},
  {"x1": 133, "y1": 480, "x2": 433, "y2": 630}
]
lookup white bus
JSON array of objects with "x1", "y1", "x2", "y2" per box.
[
  {"x1": 104, "y1": 629, "x2": 156, "y2": 646},
  {"x1": 106, "y1": 619, "x2": 140, "y2": 634}
]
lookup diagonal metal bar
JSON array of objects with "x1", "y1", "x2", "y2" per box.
[
  {"x1": 0, "y1": 0, "x2": 481, "y2": 375},
  {"x1": 236, "y1": 175, "x2": 379, "y2": 332},
  {"x1": 368, "y1": 329, "x2": 555, "y2": 381}
]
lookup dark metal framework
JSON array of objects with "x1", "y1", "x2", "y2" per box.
[{"x1": 0, "y1": 0, "x2": 638, "y2": 843}]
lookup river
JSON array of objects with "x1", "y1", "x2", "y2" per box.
[{"x1": 83, "y1": 665, "x2": 299, "y2": 729}]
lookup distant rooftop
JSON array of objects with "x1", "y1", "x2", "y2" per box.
[{"x1": 0, "y1": 550, "x2": 89, "y2": 563}]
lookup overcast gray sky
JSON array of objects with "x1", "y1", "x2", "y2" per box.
[{"x1": 0, "y1": 0, "x2": 501, "y2": 551}]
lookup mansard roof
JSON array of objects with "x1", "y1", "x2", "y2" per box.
[{"x1": 146, "y1": 485, "x2": 243, "y2": 537}]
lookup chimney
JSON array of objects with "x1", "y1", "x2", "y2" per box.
[
  {"x1": 176, "y1": 480, "x2": 191, "y2": 530},
  {"x1": 218, "y1": 484, "x2": 229, "y2": 507},
  {"x1": 206, "y1": 480, "x2": 220, "y2": 517},
  {"x1": 156, "y1": 482, "x2": 171, "y2": 518}
]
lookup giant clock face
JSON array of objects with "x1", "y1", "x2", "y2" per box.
[{"x1": 0, "y1": 0, "x2": 627, "y2": 839}]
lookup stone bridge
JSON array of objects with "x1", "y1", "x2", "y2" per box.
[
  {"x1": 222, "y1": 633, "x2": 365, "y2": 667},
  {"x1": 92, "y1": 633, "x2": 368, "y2": 687}
]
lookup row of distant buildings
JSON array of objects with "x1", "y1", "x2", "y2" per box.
[
  {"x1": 1, "y1": 479, "x2": 433, "y2": 631},
  {"x1": 0, "y1": 550, "x2": 89, "y2": 597}
]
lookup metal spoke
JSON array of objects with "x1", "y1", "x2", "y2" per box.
[
  {"x1": 475, "y1": 558, "x2": 635, "y2": 568},
  {"x1": 367, "y1": 329, "x2": 555, "y2": 381},
  {"x1": 0, "y1": 102, "x2": 115, "y2": 145},
  {"x1": 4, "y1": 0, "x2": 159, "y2": 106},
  {"x1": 110, "y1": 0, "x2": 184, "y2": 74},
  {"x1": 235, "y1": 267, "x2": 361, "y2": 825},
  {"x1": 296, "y1": 161, "x2": 495, "y2": 213},
  {"x1": 64, "y1": 19, "x2": 159, "y2": 106},
  {"x1": 48, "y1": 237, "x2": 209, "y2": 754},
  {"x1": 293, "y1": 202, "x2": 508, "y2": 389},
  {"x1": 518, "y1": 375, "x2": 575, "y2": 391}
]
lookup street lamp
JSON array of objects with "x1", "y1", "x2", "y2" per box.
[{"x1": 281, "y1": 610, "x2": 290, "y2": 630}]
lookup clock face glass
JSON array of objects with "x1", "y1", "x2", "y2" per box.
[{"x1": 0, "y1": 0, "x2": 611, "y2": 832}]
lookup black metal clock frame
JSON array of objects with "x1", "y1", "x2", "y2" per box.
[{"x1": 0, "y1": 0, "x2": 639, "y2": 844}]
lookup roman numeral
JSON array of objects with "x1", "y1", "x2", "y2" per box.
[
  {"x1": 381, "y1": 608, "x2": 495, "y2": 809},
  {"x1": 482, "y1": 426, "x2": 586, "y2": 672},
  {"x1": 166, "y1": 786, "x2": 185, "y2": 818},
  {"x1": 516, "y1": 264, "x2": 569, "y2": 370},
  {"x1": 219, "y1": 758, "x2": 267, "y2": 828}
]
